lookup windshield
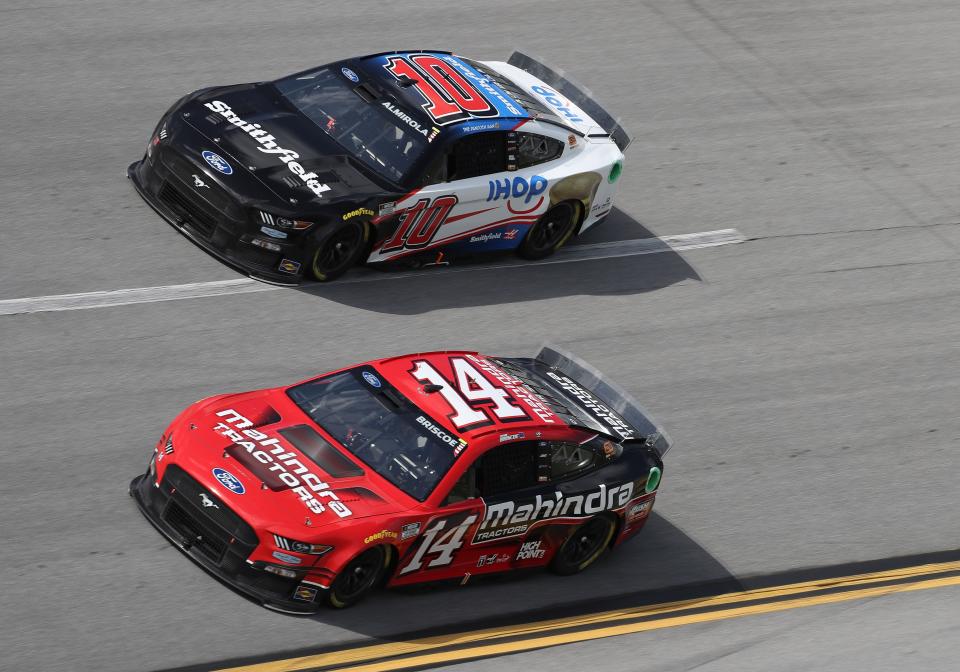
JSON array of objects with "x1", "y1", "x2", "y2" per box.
[
  {"x1": 275, "y1": 67, "x2": 430, "y2": 184},
  {"x1": 287, "y1": 368, "x2": 461, "y2": 500}
]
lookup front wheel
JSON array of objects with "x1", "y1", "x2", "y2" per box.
[
  {"x1": 310, "y1": 220, "x2": 368, "y2": 282},
  {"x1": 550, "y1": 516, "x2": 616, "y2": 576},
  {"x1": 325, "y1": 546, "x2": 389, "y2": 608},
  {"x1": 517, "y1": 202, "x2": 579, "y2": 260}
]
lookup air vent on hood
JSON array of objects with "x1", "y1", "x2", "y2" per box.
[
  {"x1": 277, "y1": 425, "x2": 364, "y2": 478},
  {"x1": 205, "y1": 113, "x2": 225, "y2": 126}
]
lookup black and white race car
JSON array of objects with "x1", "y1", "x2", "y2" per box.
[{"x1": 129, "y1": 51, "x2": 630, "y2": 283}]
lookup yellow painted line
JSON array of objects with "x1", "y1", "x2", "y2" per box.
[
  {"x1": 217, "y1": 559, "x2": 960, "y2": 672},
  {"x1": 332, "y1": 575, "x2": 960, "y2": 672}
]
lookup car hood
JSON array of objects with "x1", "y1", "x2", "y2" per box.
[
  {"x1": 179, "y1": 83, "x2": 390, "y2": 208},
  {"x1": 170, "y1": 389, "x2": 406, "y2": 533}
]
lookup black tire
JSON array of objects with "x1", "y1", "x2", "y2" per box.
[
  {"x1": 550, "y1": 516, "x2": 616, "y2": 576},
  {"x1": 517, "y1": 202, "x2": 579, "y2": 260},
  {"x1": 325, "y1": 546, "x2": 389, "y2": 608},
  {"x1": 310, "y1": 220, "x2": 368, "y2": 282}
]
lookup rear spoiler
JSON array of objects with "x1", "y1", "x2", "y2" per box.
[
  {"x1": 534, "y1": 345, "x2": 670, "y2": 457},
  {"x1": 507, "y1": 51, "x2": 632, "y2": 152}
]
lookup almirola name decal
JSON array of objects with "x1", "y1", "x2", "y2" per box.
[
  {"x1": 213, "y1": 409, "x2": 352, "y2": 518},
  {"x1": 203, "y1": 100, "x2": 332, "y2": 198}
]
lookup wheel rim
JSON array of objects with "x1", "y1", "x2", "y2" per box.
[
  {"x1": 561, "y1": 518, "x2": 611, "y2": 567},
  {"x1": 336, "y1": 549, "x2": 382, "y2": 601},
  {"x1": 529, "y1": 204, "x2": 574, "y2": 252},
  {"x1": 315, "y1": 224, "x2": 363, "y2": 274}
]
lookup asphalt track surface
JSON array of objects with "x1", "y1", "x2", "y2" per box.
[{"x1": 1, "y1": 1, "x2": 959, "y2": 671}]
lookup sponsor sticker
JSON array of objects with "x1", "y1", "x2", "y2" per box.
[
  {"x1": 293, "y1": 585, "x2": 318, "y2": 602},
  {"x1": 378, "y1": 202, "x2": 396, "y2": 216},
  {"x1": 487, "y1": 175, "x2": 547, "y2": 204},
  {"x1": 364, "y1": 530, "x2": 399, "y2": 544},
  {"x1": 278, "y1": 258, "x2": 301, "y2": 274},
  {"x1": 503, "y1": 228, "x2": 520, "y2": 240},
  {"x1": 400, "y1": 522, "x2": 421, "y2": 540},
  {"x1": 272, "y1": 550, "x2": 302, "y2": 565},
  {"x1": 516, "y1": 540, "x2": 546, "y2": 561},
  {"x1": 341, "y1": 67, "x2": 360, "y2": 83},
  {"x1": 627, "y1": 500, "x2": 651, "y2": 522},
  {"x1": 260, "y1": 226, "x2": 288, "y2": 239},
  {"x1": 201, "y1": 150, "x2": 233, "y2": 175},
  {"x1": 499, "y1": 432, "x2": 525, "y2": 443},
  {"x1": 212, "y1": 468, "x2": 245, "y2": 495},
  {"x1": 343, "y1": 207, "x2": 374, "y2": 221},
  {"x1": 362, "y1": 371, "x2": 382, "y2": 388}
]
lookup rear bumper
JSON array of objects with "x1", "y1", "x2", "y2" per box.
[
  {"x1": 127, "y1": 157, "x2": 306, "y2": 286},
  {"x1": 129, "y1": 468, "x2": 324, "y2": 614}
]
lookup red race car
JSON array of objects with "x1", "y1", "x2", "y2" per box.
[{"x1": 130, "y1": 346, "x2": 669, "y2": 611}]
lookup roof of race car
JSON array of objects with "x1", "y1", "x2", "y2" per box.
[
  {"x1": 356, "y1": 51, "x2": 540, "y2": 138},
  {"x1": 372, "y1": 351, "x2": 587, "y2": 443}
]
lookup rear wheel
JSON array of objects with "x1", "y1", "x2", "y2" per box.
[
  {"x1": 310, "y1": 220, "x2": 368, "y2": 282},
  {"x1": 325, "y1": 546, "x2": 388, "y2": 608},
  {"x1": 550, "y1": 516, "x2": 616, "y2": 576},
  {"x1": 518, "y1": 202, "x2": 579, "y2": 260}
]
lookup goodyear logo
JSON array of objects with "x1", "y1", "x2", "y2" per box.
[
  {"x1": 343, "y1": 207, "x2": 374, "y2": 221},
  {"x1": 364, "y1": 530, "x2": 399, "y2": 544}
]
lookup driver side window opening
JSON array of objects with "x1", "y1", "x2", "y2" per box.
[
  {"x1": 445, "y1": 132, "x2": 506, "y2": 181},
  {"x1": 516, "y1": 132, "x2": 563, "y2": 169},
  {"x1": 443, "y1": 441, "x2": 540, "y2": 505}
]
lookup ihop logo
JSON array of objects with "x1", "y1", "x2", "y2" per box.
[
  {"x1": 202, "y1": 150, "x2": 233, "y2": 175},
  {"x1": 212, "y1": 468, "x2": 245, "y2": 495}
]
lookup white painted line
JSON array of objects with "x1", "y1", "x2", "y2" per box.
[{"x1": 0, "y1": 229, "x2": 744, "y2": 316}]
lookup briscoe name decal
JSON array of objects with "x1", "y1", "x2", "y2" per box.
[
  {"x1": 545, "y1": 371, "x2": 638, "y2": 440},
  {"x1": 203, "y1": 100, "x2": 331, "y2": 198},
  {"x1": 416, "y1": 415, "x2": 466, "y2": 453},
  {"x1": 474, "y1": 481, "x2": 634, "y2": 543},
  {"x1": 213, "y1": 409, "x2": 352, "y2": 518}
]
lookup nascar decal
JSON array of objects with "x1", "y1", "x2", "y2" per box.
[
  {"x1": 474, "y1": 481, "x2": 636, "y2": 543},
  {"x1": 545, "y1": 371, "x2": 638, "y2": 440},
  {"x1": 203, "y1": 100, "x2": 332, "y2": 198},
  {"x1": 213, "y1": 409, "x2": 352, "y2": 517},
  {"x1": 384, "y1": 54, "x2": 497, "y2": 125}
]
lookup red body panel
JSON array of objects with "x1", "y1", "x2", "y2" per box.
[{"x1": 148, "y1": 351, "x2": 658, "y2": 596}]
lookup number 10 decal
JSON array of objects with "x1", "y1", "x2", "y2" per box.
[
  {"x1": 382, "y1": 195, "x2": 458, "y2": 252},
  {"x1": 384, "y1": 55, "x2": 495, "y2": 125}
]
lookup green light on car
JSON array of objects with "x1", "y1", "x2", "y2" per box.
[
  {"x1": 608, "y1": 160, "x2": 623, "y2": 183},
  {"x1": 645, "y1": 466, "x2": 662, "y2": 493}
]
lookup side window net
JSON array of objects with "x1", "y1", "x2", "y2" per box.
[
  {"x1": 516, "y1": 133, "x2": 563, "y2": 169},
  {"x1": 551, "y1": 441, "x2": 600, "y2": 480},
  {"x1": 447, "y1": 132, "x2": 505, "y2": 181}
]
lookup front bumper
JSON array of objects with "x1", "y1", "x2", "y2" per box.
[
  {"x1": 129, "y1": 464, "x2": 325, "y2": 614},
  {"x1": 127, "y1": 154, "x2": 307, "y2": 286}
]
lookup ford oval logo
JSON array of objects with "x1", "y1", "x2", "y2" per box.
[
  {"x1": 202, "y1": 150, "x2": 233, "y2": 175},
  {"x1": 212, "y1": 468, "x2": 245, "y2": 494},
  {"x1": 341, "y1": 67, "x2": 360, "y2": 83},
  {"x1": 362, "y1": 371, "x2": 382, "y2": 388}
]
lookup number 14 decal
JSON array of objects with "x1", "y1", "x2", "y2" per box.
[
  {"x1": 399, "y1": 514, "x2": 478, "y2": 575},
  {"x1": 411, "y1": 357, "x2": 527, "y2": 429}
]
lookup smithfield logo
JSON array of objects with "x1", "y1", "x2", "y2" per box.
[
  {"x1": 212, "y1": 467, "x2": 245, "y2": 495},
  {"x1": 202, "y1": 150, "x2": 233, "y2": 175},
  {"x1": 362, "y1": 371, "x2": 382, "y2": 388}
]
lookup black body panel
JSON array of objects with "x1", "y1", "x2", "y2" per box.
[{"x1": 129, "y1": 465, "x2": 321, "y2": 614}]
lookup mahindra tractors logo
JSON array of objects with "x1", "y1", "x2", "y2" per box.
[{"x1": 213, "y1": 409, "x2": 352, "y2": 518}]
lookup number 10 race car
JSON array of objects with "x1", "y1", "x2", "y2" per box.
[
  {"x1": 130, "y1": 347, "x2": 669, "y2": 611},
  {"x1": 128, "y1": 51, "x2": 630, "y2": 283}
]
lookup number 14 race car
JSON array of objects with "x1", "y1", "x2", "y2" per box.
[
  {"x1": 130, "y1": 347, "x2": 669, "y2": 611},
  {"x1": 128, "y1": 51, "x2": 630, "y2": 283}
]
